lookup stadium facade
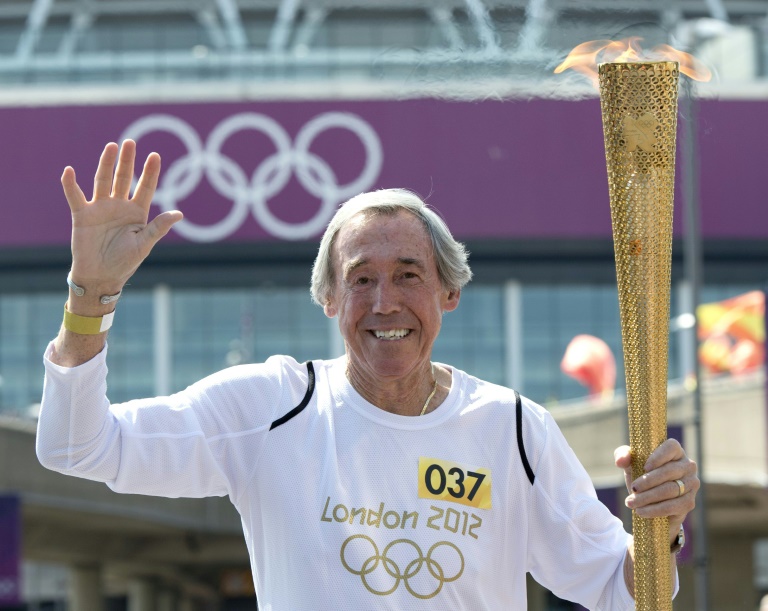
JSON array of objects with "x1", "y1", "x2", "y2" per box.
[{"x1": 0, "y1": 1, "x2": 766, "y2": 609}]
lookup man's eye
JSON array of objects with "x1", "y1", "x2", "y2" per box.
[{"x1": 355, "y1": 277, "x2": 369, "y2": 285}]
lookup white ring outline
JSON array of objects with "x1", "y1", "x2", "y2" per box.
[{"x1": 119, "y1": 111, "x2": 383, "y2": 242}]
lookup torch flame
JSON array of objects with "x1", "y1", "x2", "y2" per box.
[{"x1": 555, "y1": 37, "x2": 712, "y2": 87}]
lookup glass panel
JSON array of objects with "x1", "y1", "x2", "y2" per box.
[
  {"x1": 521, "y1": 285, "x2": 625, "y2": 406},
  {"x1": 432, "y1": 285, "x2": 505, "y2": 385},
  {"x1": 171, "y1": 287, "x2": 329, "y2": 392},
  {"x1": 520, "y1": 282, "x2": 766, "y2": 406},
  {"x1": 106, "y1": 292, "x2": 155, "y2": 403},
  {"x1": 2, "y1": 281, "x2": 760, "y2": 419},
  {"x1": 0, "y1": 294, "x2": 62, "y2": 418},
  {"x1": 0, "y1": 292, "x2": 156, "y2": 413}
]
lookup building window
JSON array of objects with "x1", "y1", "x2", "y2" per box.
[
  {"x1": 0, "y1": 294, "x2": 62, "y2": 417},
  {"x1": 171, "y1": 287, "x2": 329, "y2": 392},
  {"x1": 520, "y1": 283, "x2": 764, "y2": 406},
  {"x1": 1, "y1": 282, "x2": 759, "y2": 418},
  {"x1": 433, "y1": 285, "x2": 506, "y2": 386},
  {"x1": 521, "y1": 285, "x2": 626, "y2": 405},
  {"x1": 106, "y1": 292, "x2": 155, "y2": 403}
]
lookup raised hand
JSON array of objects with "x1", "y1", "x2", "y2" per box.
[{"x1": 63, "y1": 140, "x2": 182, "y2": 298}]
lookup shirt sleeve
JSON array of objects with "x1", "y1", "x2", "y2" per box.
[
  {"x1": 525, "y1": 408, "x2": 636, "y2": 610},
  {"x1": 37, "y1": 341, "x2": 307, "y2": 502}
]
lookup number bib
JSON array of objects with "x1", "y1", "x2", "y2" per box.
[{"x1": 417, "y1": 457, "x2": 492, "y2": 510}]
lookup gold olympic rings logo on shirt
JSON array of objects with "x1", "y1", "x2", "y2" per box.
[{"x1": 340, "y1": 534, "x2": 464, "y2": 599}]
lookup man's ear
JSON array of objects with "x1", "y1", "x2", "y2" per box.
[
  {"x1": 324, "y1": 301, "x2": 337, "y2": 318},
  {"x1": 443, "y1": 289, "x2": 461, "y2": 313}
]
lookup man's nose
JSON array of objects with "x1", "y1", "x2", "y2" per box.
[{"x1": 372, "y1": 281, "x2": 401, "y2": 315}]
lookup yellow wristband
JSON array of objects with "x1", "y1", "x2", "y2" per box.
[{"x1": 63, "y1": 305, "x2": 115, "y2": 335}]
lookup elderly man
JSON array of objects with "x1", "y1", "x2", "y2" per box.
[{"x1": 38, "y1": 141, "x2": 698, "y2": 609}]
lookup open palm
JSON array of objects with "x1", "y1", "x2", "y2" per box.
[{"x1": 63, "y1": 140, "x2": 183, "y2": 293}]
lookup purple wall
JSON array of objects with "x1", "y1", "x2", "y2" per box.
[
  {"x1": 0, "y1": 98, "x2": 765, "y2": 247},
  {"x1": 0, "y1": 496, "x2": 20, "y2": 606}
]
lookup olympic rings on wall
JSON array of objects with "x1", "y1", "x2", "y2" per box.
[
  {"x1": 119, "y1": 112, "x2": 383, "y2": 242},
  {"x1": 340, "y1": 534, "x2": 464, "y2": 599}
]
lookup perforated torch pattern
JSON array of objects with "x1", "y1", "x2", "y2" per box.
[{"x1": 598, "y1": 61, "x2": 679, "y2": 611}]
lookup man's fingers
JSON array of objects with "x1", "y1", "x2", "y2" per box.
[
  {"x1": 613, "y1": 445, "x2": 633, "y2": 492},
  {"x1": 626, "y1": 444, "x2": 699, "y2": 519},
  {"x1": 141, "y1": 211, "x2": 183, "y2": 253},
  {"x1": 632, "y1": 496, "x2": 695, "y2": 520},
  {"x1": 628, "y1": 476, "x2": 698, "y2": 518},
  {"x1": 628, "y1": 474, "x2": 699, "y2": 506},
  {"x1": 132, "y1": 152, "x2": 161, "y2": 211},
  {"x1": 112, "y1": 140, "x2": 136, "y2": 200},
  {"x1": 614, "y1": 445, "x2": 631, "y2": 468},
  {"x1": 644, "y1": 438, "x2": 685, "y2": 472},
  {"x1": 93, "y1": 142, "x2": 119, "y2": 201},
  {"x1": 620, "y1": 438, "x2": 699, "y2": 523},
  {"x1": 61, "y1": 166, "x2": 87, "y2": 213},
  {"x1": 631, "y1": 458, "x2": 695, "y2": 492}
]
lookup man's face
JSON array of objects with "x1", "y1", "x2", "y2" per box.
[{"x1": 324, "y1": 210, "x2": 460, "y2": 382}]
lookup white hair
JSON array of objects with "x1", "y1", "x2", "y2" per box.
[{"x1": 310, "y1": 189, "x2": 472, "y2": 306}]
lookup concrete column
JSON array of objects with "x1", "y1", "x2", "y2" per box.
[
  {"x1": 709, "y1": 534, "x2": 756, "y2": 610},
  {"x1": 69, "y1": 564, "x2": 104, "y2": 611},
  {"x1": 328, "y1": 314, "x2": 344, "y2": 358},
  {"x1": 676, "y1": 280, "x2": 696, "y2": 381},
  {"x1": 178, "y1": 595, "x2": 196, "y2": 611},
  {"x1": 524, "y1": 572, "x2": 547, "y2": 611},
  {"x1": 157, "y1": 587, "x2": 177, "y2": 611},
  {"x1": 128, "y1": 578, "x2": 157, "y2": 611},
  {"x1": 154, "y1": 283, "x2": 172, "y2": 396},
  {"x1": 504, "y1": 280, "x2": 523, "y2": 392}
]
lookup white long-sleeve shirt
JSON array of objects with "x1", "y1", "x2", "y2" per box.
[{"x1": 38, "y1": 342, "x2": 638, "y2": 610}]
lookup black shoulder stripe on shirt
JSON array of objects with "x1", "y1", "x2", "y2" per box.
[
  {"x1": 515, "y1": 390, "x2": 535, "y2": 485},
  {"x1": 269, "y1": 361, "x2": 316, "y2": 431}
]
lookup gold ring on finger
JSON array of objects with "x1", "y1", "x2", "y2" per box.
[{"x1": 674, "y1": 479, "x2": 685, "y2": 497}]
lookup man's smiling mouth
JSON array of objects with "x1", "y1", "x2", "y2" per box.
[{"x1": 372, "y1": 329, "x2": 411, "y2": 340}]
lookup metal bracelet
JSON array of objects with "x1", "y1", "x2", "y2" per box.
[{"x1": 67, "y1": 272, "x2": 123, "y2": 305}]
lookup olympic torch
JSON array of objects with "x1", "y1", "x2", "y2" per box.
[
  {"x1": 600, "y1": 57, "x2": 678, "y2": 610},
  {"x1": 556, "y1": 38, "x2": 710, "y2": 610}
]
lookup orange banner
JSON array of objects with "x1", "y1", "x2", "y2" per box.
[{"x1": 698, "y1": 291, "x2": 765, "y2": 375}]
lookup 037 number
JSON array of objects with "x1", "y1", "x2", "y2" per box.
[{"x1": 424, "y1": 464, "x2": 486, "y2": 502}]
